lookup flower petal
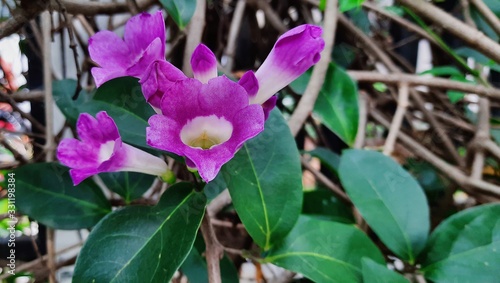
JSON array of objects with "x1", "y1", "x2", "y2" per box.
[
  {"x1": 57, "y1": 138, "x2": 99, "y2": 169},
  {"x1": 147, "y1": 114, "x2": 186, "y2": 157},
  {"x1": 140, "y1": 60, "x2": 186, "y2": 108},
  {"x1": 124, "y1": 11, "x2": 166, "y2": 56},
  {"x1": 253, "y1": 24, "x2": 324, "y2": 104},
  {"x1": 76, "y1": 112, "x2": 120, "y2": 146},
  {"x1": 262, "y1": 95, "x2": 277, "y2": 120},
  {"x1": 238, "y1": 70, "x2": 259, "y2": 97},
  {"x1": 191, "y1": 44, "x2": 218, "y2": 83},
  {"x1": 70, "y1": 168, "x2": 100, "y2": 186},
  {"x1": 88, "y1": 31, "x2": 131, "y2": 86},
  {"x1": 127, "y1": 37, "x2": 165, "y2": 78}
]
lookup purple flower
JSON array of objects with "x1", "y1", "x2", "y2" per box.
[
  {"x1": 88, "y1": 11, "x2": 166, "y2": 87},
  {"x1": 191, "y1": 44, "x2": 218, "y2": 83},
  {"x1": 147, "y1": 77, "x2": 264, "y2": 182},
  {"x1": 57, "y1": 112, "x2": 171, "y2": 185},
  {"x1": 252, "y1": 24, "x2": 325, "y2": 105}
]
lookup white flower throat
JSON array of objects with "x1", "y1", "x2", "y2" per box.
[{"x1": 180, "y1": 115, "x2": 233, "y2": 150}]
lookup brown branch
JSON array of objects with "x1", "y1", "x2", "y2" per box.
[
  {"x1": 200, "y1": 213, "x2": 223, "y2": 283},
  {"x1": 469, "y1": 0, "x2": 500, "y2": 36},
  {"x1": 288, "y1": 0, "x2": 338, "y2": 136},
  {"x1": 383, "y1": 82, "x2": 409, "y2": 156},
  {"x1": 223, "y1": 0, "x2": 247, "y2": 71},
  {"x1": 348, "y1": 71, "x2": 500, "y2": 99},
  {"x1": 471, "y1": 98, "x2": 490, "y2": 180},
  {"x1": 182, "y1": 0, "x2": 206, "y2": 76},
  {"x1": 398, "y1": 0, "x2": 500, "y2": 63},
  {"x1": 300, "y1": 156, "x2": 351, "y2": 203},
  {"x1": 254, "y1": 0, "x2": 287, "y2": 34}
]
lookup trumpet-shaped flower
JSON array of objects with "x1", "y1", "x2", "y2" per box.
[
  {"x1": 89, "y1": 11, "x2": 166, "y2": 87},
  {"x1": 252, "y1": 24, "x2": 325, "y2": 105},
  {"x1": 57, "y1": 112, "x2": 171, "y2": 185},
  {"x1": 147, "y1": 77, "x2": 264, "y2": 182}
]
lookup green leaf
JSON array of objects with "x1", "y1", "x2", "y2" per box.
[
  {"x1": 304, "y1": 147, "x2": 340, "y2": 175},
  {"x1": 73, "y1": 183, "x2": 206, "y2": 283},
  {"x1": 419, "y1": 66, "x2": 463, "y2": 77},
  {"x1": 14, "y1": 163, "x2": 110, "y2": 229},
  {"x1": 302, "y1": 190, "x2": 354, "y2": 223},
  {"x1": 53, "y1": 79, "x2": 93, "y2": 125},
  {"x1": 289, "y1": 68, "x2": 312, "y2": 94},
  {"x1": 314, "y1": 63, "x2": 359, "y2": 146},
  {"x1": 421, "y1": 203, "x2": 500, "y2": 283},
  {"x1": 447, "y1": 90, "x2": 465, "y2": 103},
  {"x1": 373, "y1": 82, "x2": 388, "y2": 92},
  {"x1": 338, "y1": 149, "x2": 430, "y2": 263},
  {"x1": 222, "y1": 109, "x2": 302, "y2": 250},
  {"x1": 99, "y1": 172, "x2": 155, "y2": 203},
  {"x1": 339, "y1": 0, "x2": 365, "y2": 12},
  {"x1": 160, "y1": 0, "x2": 197, "y2": 29},
  {"x1": 265, "y1": 216, "x2": 385, "y2": 283},
  {"x1": 94, "y1": 77, "x2": 156, "y2": 121},
  {"x1": 361, "y1": 258, "x2": 409, "y2": 283},
  {"x1": 455, "y1": 47, "x2": 500, "y2": 72}
]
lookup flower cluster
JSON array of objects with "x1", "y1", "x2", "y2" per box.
[{"x1": 58, "y1": 11, "x2": 324, "y2": 183}]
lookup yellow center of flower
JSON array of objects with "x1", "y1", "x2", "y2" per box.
[
  {"x1": 180, "y1": 115, "x2": 233, "y2": 150},
  {"x1": 188, "y1": 131, "x2": 222, "y2": 149}
]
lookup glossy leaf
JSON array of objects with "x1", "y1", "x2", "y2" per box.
[
  {"x1": 94, "y1": 77, "x2": 156, "y2": 121},
  {"x1": 160, "y1": 0, "x2": 196, "y2": 29},
  {"x1": 99, "y1": 171, "x2": 155, "y2": 203},
  {"x1": 14, "y1": 163, "x2": 110, "y2": 229},
  {"x1": 339, "y1": 149, "x2": 430, "y2": 263},
  {"x1": 314, "y1": 63, "x2": 359, "y2": 146},
  {"x1": 222, "y1": 109, "x2": 302, "y2": 250},
  {"x1": 265, "y1": 216, "x2": 385, "y2": 283},
  {"x1": 302, "y1": 190, "x2": 354, "y2": 223},
  {"x1": 421, "y1": 203, "x2": 500, "y2": 283},
  {"x1": 340, "y1": 0, "x2": 366, "y2": 12},
  {"x1": 361, "y1": 258, "x2": 409, "y2": 283},
  {"x1": 73, "y1": 183, "x2": 206, "y2": 283}
]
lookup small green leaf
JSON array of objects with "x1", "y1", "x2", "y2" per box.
[
  {"x1": 339, "y1": 0, "x2": 365, "y2": 12},
  {"x1": 420, "y1": 66, "x2": 463, "y2": 77},
  {"x1": 99, "y1": 172, "x2": 155, "y2": 203},
  {"x1": 338, "y1": 149, "x2": 430, "y2": 263},
  {"x1": 160, "y1": 0, "x2": 197, "y2": 29},
  {"x1": 314, "y1": 63, "x2": 359, "y2": 146},
  {"x1": 222, "y1": 109, "x2": 302, "y2": 250},
  {"x1": 373, "y1": 82, "x2": 388, "y2": 92},
  {"x1": 446, "y1": 90, "x2": 465, "y2": 103},
  {"x1": 361, "y1": 258, "x2": 409, "y2": 283},
  {"x1": 15, "y1": 163, "x2": 111, "y2": 229},
  {"x1": 421, "y1": 203, "x2": 500, "y2": 283},
  {"x1": 73, "y1": 183, "x2": 206, "y2": 283},
  {"x1": 265, "y1": 216, "x2": 385, "y2": 283}
]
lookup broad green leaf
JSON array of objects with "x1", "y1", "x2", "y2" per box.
[
  {"x1": 483, "y1": 0, "x2": 500, "y2": 16},
  {"x1": 361, "y1": 258, "x2": 409, "y2": 283},
  {"x1": 332, "y1": 43, "x2": 357, "y2": 68},
  {"x1": 94, "y1": 77, "x2": 156, "y2": 122},
  {"x1": 455, "y1": 47, "x2": 500, "y2": 72},
  {"x1": 289, "y1": 68, "x2": 312, "y2": 94},
  {"x1": 347, "y1": 8, "x2": 370, "y2": 34},
  {"x1": 305, "y1": 147, "x2": 340, "y2": 175},
  {"x1": 340, "y1": 0, "x2": 365, "y2": 12},
  {"x1": 222, "y1": 109, "x2": 302, "y2": 250},
  {"x1": 265, "y1": 216, "x2": 385, "y2": 283},
  {"x1": 338, "y1": 149, "x2": 430, "y2": 263},
  {"x1": 421, "y1": 203, "x2": 500, "y2": 283},
  {"x1": 53, "y1": 79, "x2": 93, "y2": 125},
  {"x1": 314, "y1": 63, "x2": 359, "y2": 146},
  {"x1": 73, "y1": 183, "x2": 206, "y2": 283},
  {"x1": 471, "y1": 7, "x2": 499, "y2": 41},
  {"x1": 99, "y1": 172, "x2": 155, "y2": 203},
  {"x1": 160, "y1": 0, "x2": 196, "y2": 29},
  {"x1": 14, "y1": 163, "x2": 110, "y2": 229},
  {"x1": 203, "y1": 173, "x2": 227, "y2": 200},
  {"x1": 302, "y1": 190, "x2": 354, "y2": 223}
]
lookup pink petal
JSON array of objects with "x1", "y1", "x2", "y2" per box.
[
  {"x1": 127, "y1": 37, "x2": 165, "y2": 77},
  {"x1": 76, "y1": 112, "x2": 120, "y2": 146},
  {"x1": 191, "y1": 44, "x2": 218, "y2": 83},
  {"x1": 253, "y1": 24, "x2": 324, "y2": 104},
  {"x1": 124, "y1": 11, "x2": 166, "y2": 56},
  {"x1": 238, "y1": 70, "x2": 259, "y2": 97},
  {"x1": 57, "y1": 138, "x2": 99, "y2": 169},
  {"x1": 70, "y1": 168, "x2": 100, "y2": 186},
  {"x1": 140, "y1": 60, "x2": 187, "y2": 108},
  {"x1": 88, "y1": 31, "x2": 131, "y2": 75}
]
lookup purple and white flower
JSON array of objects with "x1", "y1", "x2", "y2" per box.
[
  {"x1": 57, "y1": 111, "x2": 170, "y2": 185},
  {"x1": 147, "y1": 77, "x2": 264, "y2": 182},
  {"x1": 252, "y1": 24, "x2": 325, "y2": 105},
  {"x1": 88, "y1": 11, "x2": 166, "y2": 86}
]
